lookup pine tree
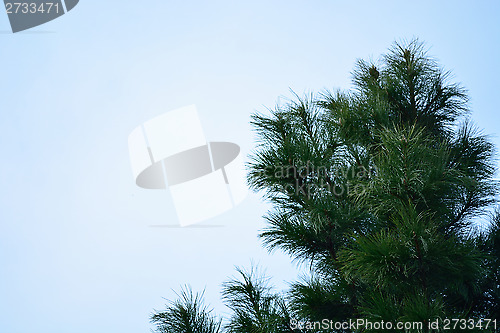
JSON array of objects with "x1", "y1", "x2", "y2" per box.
[
  {"x1": 152, "y1": 39, "x2": 500, "y2": 332},
  {"x1": 248, "y1": 39, "x2": 499, "y2": 331}
]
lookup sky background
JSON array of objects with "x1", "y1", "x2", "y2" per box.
[{"x1": 1, "y1": 1, "x2": 499, "y2": 332}]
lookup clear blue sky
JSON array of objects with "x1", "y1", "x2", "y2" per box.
[{"x1": 1, "y1": 1, "x2": 499, "y2": 332}]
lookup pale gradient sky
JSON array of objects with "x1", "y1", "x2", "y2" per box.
[{"x1": 1, "y1": 1, "x2": 499, "y2": 332}]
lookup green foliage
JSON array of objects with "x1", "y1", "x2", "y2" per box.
[
  {"x1": 150, "y1": 287, "x2": 222, "y2": 333},
  {"x1": 248, "y1": 38, "x2": 499, "y2": 329},
  {"x1": 222, "y1": 267, "x2": 294, "y2": 333},
  {"x1": 152, "y1": 39, "x2": 500, "y2": 332},
  {"x1": 289, "y1": 274, "x2": 355, "y2": 323}
]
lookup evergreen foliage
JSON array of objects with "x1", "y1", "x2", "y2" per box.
[{"x1": 151, "y1": 39, "x2": 500, "y2": 332}]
